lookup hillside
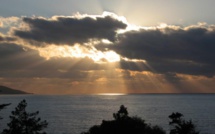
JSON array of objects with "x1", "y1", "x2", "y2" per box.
[{"x1": 0, "y1": 86, "x2": 30, "y2": 94}]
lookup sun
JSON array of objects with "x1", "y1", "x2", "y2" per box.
[{"x1": 102, "y1": 51, "x2": 121, "y2": 63}]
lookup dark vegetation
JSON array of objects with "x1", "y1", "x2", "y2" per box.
[
  {"x1": 0, "y1": 104, "x2": 11, "y2": 120},
  {"x1": 169, "y1": 112, "x2": 199, "y2": 134},
  {"x1": 0, "y1": 101, "x2": 199, "y2": 134},
  {"x1": 0, "y1": 100, "x2": 48, "y2": 134},
  {"x1": 81, "y1": 105, "x2": 165, "y2": 134},
  {"x1": 82, "y1": 105, "x2": 199, "y2": 134}
]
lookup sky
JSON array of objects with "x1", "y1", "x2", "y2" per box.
[{"x1": 1, "y1": 0, "x2": 215, "y2": 94}]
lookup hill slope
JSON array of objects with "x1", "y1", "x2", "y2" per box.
[{"x1": 0, "y1": 86, "x2": 30, "y2": 94}]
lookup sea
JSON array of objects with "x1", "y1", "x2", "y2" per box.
[{"x1": 0, "y1": 94, "x2": 214, "y2": 134}]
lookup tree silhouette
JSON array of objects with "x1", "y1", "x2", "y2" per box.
[
  {"x1": 169, "y1": 112, "x2": 199, "y2": 134},
  {"x1": 82, "y1": 105, "x2": 166, "y2": 134},
  {"x1": 113, "y1": 105, "x2": 128, "y2": 120},
  {"x1": 0, "y1": 103, "x2": 11, "y2": 129},
  {"x1": 2, "y1": 99, "x2": 48, "y2": 134},
  {"x1": 0, "y1": 103, "x2": 11, "y2": 120}
]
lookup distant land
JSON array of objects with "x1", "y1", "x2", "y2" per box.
[{"x1": 0, "y1": 85, "x2": 31, "y2": 95}]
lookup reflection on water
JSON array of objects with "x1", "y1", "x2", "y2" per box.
[{"x1": 0, "y1": 94, "x2": 215, "y2": 134}]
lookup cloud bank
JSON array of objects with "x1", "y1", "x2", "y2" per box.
[
  {"x1": 14, "y1": 13, "x2": 127, "y2": 46},
  {"x1": 1, "y1": 12, "x2": 215, "y2": 94},
  {"x1": 104, "y1": 24, "x2": 215, "y2": 77}
]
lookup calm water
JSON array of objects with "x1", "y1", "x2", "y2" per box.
[{"x1": 0, "y1": 94, "x2": 215, "y2": 134}]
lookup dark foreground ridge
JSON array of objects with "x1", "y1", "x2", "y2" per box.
[{"x1": 0, "y1": 85, "x2": 31, "y2": 95}]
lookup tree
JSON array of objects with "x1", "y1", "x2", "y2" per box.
[
  {"x1": 82, "y1": 105, "x2": 166, "y2": 134},
  {"x1": 169, "y1": 112, "x2": 199, "y2": 134},
  {"x1": 2, "y1": 99, "x2": 48, "y2": 134},
  {"x1": 0, "y1": 103, "x2": 11, "y2": 129},
  {"x1": 113, "y1": 105, "x2": 128, "y2": 120},
  {"x1": 0, "y1": 103, "x2": 11, "y2": 120}
]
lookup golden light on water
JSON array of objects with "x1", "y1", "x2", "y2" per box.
[{"x1": 97, "y1": 93, "x2": 126, "y2": 96}]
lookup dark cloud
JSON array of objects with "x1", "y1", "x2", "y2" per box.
[
  {"x1": 99, "y1": 26, "x2": 215, "y2": 77},
  {"x1": 14, "y1": 15, "x2": 127, "y2": 46},
  {"x1": 0, "y1": 43, "x2": 44, "y2": 70},
  {"x1": 0, "y1": 35, "x2": 3, "y2": 41},
  {"x1": 0, "y1": 43, "x2": 27, "y2": 58},
  {"x1": 0, "y1": 34, "x2": 16, "y2": 42}
]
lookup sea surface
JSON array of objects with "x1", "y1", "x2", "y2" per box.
[{"x1": 0, "y1": 94, "x2": 214, "y2": 134}]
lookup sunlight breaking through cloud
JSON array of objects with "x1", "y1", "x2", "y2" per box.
[
  {"x1": 37, "y1": 44, "x2": 120, "y2": 63},
  {"x1": 1, "y1": 11, "x2": 215, "y2": 94}
]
